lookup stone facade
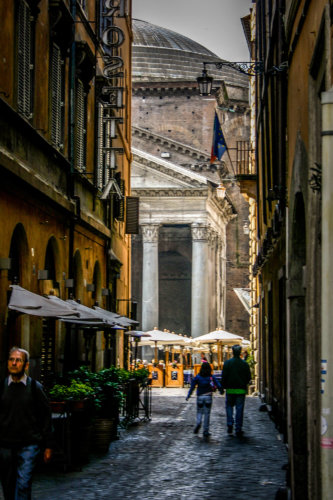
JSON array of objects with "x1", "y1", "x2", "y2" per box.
[
  {"x1": 0, "y1": 0, "x2": 133, "y2": 377},
  {"x1": 131, "y1": 19, "x2": 250, "y2": 340}
]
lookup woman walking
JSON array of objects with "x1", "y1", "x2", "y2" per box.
[{"x1": 186, "y1": 362, "x2": 223, "y2": 438}]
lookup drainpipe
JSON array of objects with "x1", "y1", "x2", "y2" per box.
[
  {"x1": 68, "y1": 0, "x2": 76, "y2": 284},
  {"x1": 320, "y1": 86, "x2": 333, "y2": 498}
]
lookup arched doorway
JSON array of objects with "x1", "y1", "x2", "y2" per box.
[
  {"x1": 289, "y1": 192, "x2": 307, "y2": 495},
  {"x1": 6, "y1": 224, "x2": 29, "y2": 353},
  {"x1": 73, "y1": 250, "x2": 84, "y2": 302},
  {"x1": 92, "y1": 261, "x2": 102, "y2": 305},
  {"x1": 40, "y1": 237, "x2": 60, "y2": 386}
]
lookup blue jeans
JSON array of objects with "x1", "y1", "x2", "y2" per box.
[
  {"x1": 196, "y1": 394, "x2": 212, "y2": 434},
  {"x1": 0, "y1": 444, "x2": 40, "y2": 500},
  {"x1": 225, "y1": 393, "x2": 246, "y2": 432}
]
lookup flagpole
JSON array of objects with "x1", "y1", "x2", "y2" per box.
[{"x1": 225, "y1": 146, "x2": 236, "y2": 177}]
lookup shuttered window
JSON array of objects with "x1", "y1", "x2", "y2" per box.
[
  {"x1": 125, "y1": 196, "x2": 139, "y2": 234},
  {"x1": 75, "y1": 79, "x2": 87, "y2": 171},
  {"x1": 17, "y1": 0, "x2": 33, "y2": 118},
  {"x1": 50, "y1": 43, "x2": 64, "y2": 150}
]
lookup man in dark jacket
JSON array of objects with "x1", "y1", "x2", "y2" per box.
[
  {"x1": 221, "y1": 344, "x2": 251, "y2": 437},
  {"x1": 0, "y1": 347, "x2": 53, "y2": 500}
]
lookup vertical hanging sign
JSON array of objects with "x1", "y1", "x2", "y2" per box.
[{"x1": 101, "y1": 0, "x2": 125, "y2": 83}]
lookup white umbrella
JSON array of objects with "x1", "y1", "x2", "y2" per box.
[
  {"x1": 194, "y1": 329, "x2": 243, "y2": 344},
  {"x1": 194, "y1": 328, "x2": 244, "y2": 369},
  {"x1": 139, "y1": 328, "x2": 190, "y2": 361}
]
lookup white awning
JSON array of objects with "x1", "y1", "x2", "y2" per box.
[
  {"x1": 233, "y1": 288, "x2": 251, "y2": 314},
  {"x1": 8, "y1": 286, "x2": 80, "y2": 318}
]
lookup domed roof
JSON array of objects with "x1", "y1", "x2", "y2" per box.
[{"x1": 132, "y1": 19, "x2": 248, "y2": 86}]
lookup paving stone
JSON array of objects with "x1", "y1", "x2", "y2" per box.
[{"x1": 0, "y1": 389, "x2": 288, "y2": 499}]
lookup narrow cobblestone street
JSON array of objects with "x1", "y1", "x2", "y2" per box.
[{"x1": 9, "y1": 388, "x2": 289, "y2": 500}]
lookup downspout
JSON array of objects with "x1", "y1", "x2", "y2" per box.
[
  {"x1": 320, "y1": 86, "x2": 333, "y2": 499},
  {"x1": 68, "y1": 0, "x2": 76, "y2": 283},
  {"x1": 64, "y1": 0, "x2": 76, "y2": 373}
]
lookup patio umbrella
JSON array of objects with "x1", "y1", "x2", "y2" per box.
[
  {"x1": 125, "y1": 331, "x2": 151, "y2": 365},
  {"x1": 194, "y1": 329, "x2": 243, "y2": 344},
  {"x1": 138, "y1": 328, "x2": 190, "y2": 362},
  {"x1": 194, "y1": 328, "x2": 244, "y2": 369}
]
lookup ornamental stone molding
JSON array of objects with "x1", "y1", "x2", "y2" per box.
[
  {"x1": 132, "y1": 85, "x2": 199, "y2": 97},
  {"x1": 132, "y1": 153, "x2": 205, "y2": 187},
  {"x1": 191, "y1": 223, "x2": 210, "y2": 241},
  {"x1": 132, "y1": 126, "x2": 209, "y2": 162},
  {"x1": 208, "y1": 229, "x2": 218, "y2": 248},
  {"x1": 141, "y1": 224, "x2": 160, "y2": 243},
  {"x1": 131, "y1": 188, "x2": 207, "y2": 198}
]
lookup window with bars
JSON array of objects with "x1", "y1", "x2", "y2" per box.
[
  {"x1": 41, "y1": 318, "x2": 56, "y2": 387},
  {"x1": 50, "y1": 43, "x2": 65, "y2": 150},
  {"x1": 17, "y1": 0, "x2": 34, "y2": 119},
  {"x1": 75, "y1": 79, "x2": 87, "y2": 171}
]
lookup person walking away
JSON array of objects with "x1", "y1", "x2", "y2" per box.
[
  {"x1": 186, "y1": 362, "x2": 223, "y2": 438},
  {"x1": 0, "y1": 347, "x2": 53, "y2": 500},
  {"x1": 221, "y1": 344, "x2": 251, "y2": 437}
]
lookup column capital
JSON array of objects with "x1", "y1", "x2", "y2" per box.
[
  {"x1": 191, "y1": 223, "x2": 209, "y2": 241},
  {"x1": 141, "y1": 224, "x2": 160, "y2": 243}
]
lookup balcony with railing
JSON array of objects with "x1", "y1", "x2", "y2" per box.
[{"x1": 233, "y1": 141, "x2": 256, "y2": 199}]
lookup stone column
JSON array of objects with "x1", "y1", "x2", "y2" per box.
[
  {"x1": 141, "y1": 224, "x2": 160, "y2": 332},
  {"x1": 191, "y1": 223, "x2": 209, "y2": 338}
]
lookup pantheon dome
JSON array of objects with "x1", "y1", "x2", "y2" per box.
[{"x1": 132, "y1": 19, "x2": 249, "y2": 86}]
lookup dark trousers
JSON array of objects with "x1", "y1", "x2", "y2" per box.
[
  {"x1": 0, "y1": 444, "x2": 40, "y2": 500},
  {"x1": 225, "y1": 393, "x2": 246, "y2": 432}
]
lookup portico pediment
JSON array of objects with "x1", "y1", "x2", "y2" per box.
[{"x1": 132, "y1": 148, "x2": 208, "y2": 190}]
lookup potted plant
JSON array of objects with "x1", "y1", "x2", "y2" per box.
[
  {"x1": 48, "y1": 380, "x2": 95, "y2": 411},
  {"x1": 48, "y1": 380, "x2": 96, "y2": 464},
  {"x1": 67, "y1": 366, "x2": 128, "y2": 452}
]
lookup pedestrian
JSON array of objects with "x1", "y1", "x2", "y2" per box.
[
  {"x1": 221, "y1": 344, "x2": 251, "y2": 437},
  {"x1": 200, "y1": 352, "x2": 208, "y2": 363},
  {"x1": 0, "y1": 347, "x2": 53, "y2": 500},
  {"x1": 186, "y1": 361, "x2": 223, "y2": 438}
]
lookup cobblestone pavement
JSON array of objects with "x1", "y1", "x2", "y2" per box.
[{"x1": 2, "y1": 389, "x2": 288, "y2": 499}]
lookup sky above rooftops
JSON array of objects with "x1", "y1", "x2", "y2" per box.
[{"x1": 132, "y1": 0, "x2": 253, "y2": 62}]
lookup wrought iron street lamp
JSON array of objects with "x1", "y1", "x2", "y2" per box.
[{"x1": 197, "y1": 60, "x2": 288, "y2": 96}]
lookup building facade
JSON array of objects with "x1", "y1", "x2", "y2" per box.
[
  {"x1": 249, "y1": 1, "x2": 333, "y2": 498},
  {"x1": 0, "y1": 0, "x2": 135, "y2": 380},
  {"x1": 131, "y1": 20, "x2": 251, "y2": 341}
]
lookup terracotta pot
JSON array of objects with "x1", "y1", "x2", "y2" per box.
[
  {"x1": 49, "y1": 401, "x2": 66, "y2": 413},
  {"x1": 91, "y1": 418, "x2": 117, "y2": 454}
]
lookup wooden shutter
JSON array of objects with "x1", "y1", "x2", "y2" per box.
[
  {"x1": 17, "y1": 0, "x2": 33, "y2": 118},
  {"x1": 50, "y1": 43, "x2": 64, "y2": 149},
  {"x1": 125, "y1": 196, "x2": 139, "y2": 234},
  {"x1": 75, "y1": 79, "x2": 87, "y2": 171}
]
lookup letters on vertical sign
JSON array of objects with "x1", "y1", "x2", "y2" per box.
[{"x1": 101, "y1": 0, "x2": 125, "y2": 80}]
